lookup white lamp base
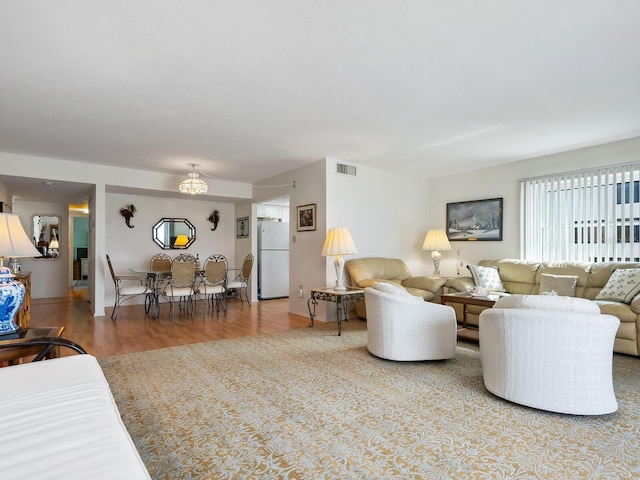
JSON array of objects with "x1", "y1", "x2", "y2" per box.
[
  {"x1": 333, "y1": 255, "x2": 346, "y2": 290},
  {"x1": 431, "y1": 250, "x2": 442, "y2": 276}
]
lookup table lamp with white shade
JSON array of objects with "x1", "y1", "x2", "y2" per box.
[
  {"x1": 0, "y1": 213, "x2": 42, "y2": 336},
  {"x1": 422, "y1": 229, "x2": 451, "y2": 276},
  {"x1": 322, "y1": 227, "x2": 358, "y2": 291}
]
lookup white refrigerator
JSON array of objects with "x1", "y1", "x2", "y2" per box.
[{"x1": 258, "y1": 222, "x2": 290, "y2": 299}]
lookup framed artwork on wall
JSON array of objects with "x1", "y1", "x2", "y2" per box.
[
  {"x1": 296, "y1": 204, "x2": 316, "y2": 232},
  {"x1": 446, "y1": 197, "x2": 503, "y2": 241},
  {"x1": 236, "y1": 216, "x2": 249, "y2": 238}
]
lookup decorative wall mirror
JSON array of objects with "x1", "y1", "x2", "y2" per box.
[
  {"x1": 32, "y1": 215, "x2": 61, "y2": 259},
  {"x1": 152, "y1": 218, "x2": 196, "y2": 249}
]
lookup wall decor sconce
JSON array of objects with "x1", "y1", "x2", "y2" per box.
[
  {"x1": 207, "y1": 210, "x2": 220, "y2": 231},
  {"x1": 119, "y1": 204, "x2": 136, "y2": 228}
]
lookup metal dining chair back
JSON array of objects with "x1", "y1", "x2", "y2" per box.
[
  {"x1": 227, "y1": 253, "x2": 254, "y2": 306},
  {"x1": 161, "y1": 259, "x2": 197, "y2": 322},
  {"x1": 196, "y1": 254, "x2": 228, "y2": 314},
  {"x1": 150, "y1": 253, "x2": 171, "y2": 273}
]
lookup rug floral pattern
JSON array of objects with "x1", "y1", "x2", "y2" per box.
[{"x1": 99, "y1": 321, "x2": 640, "y2": 479}]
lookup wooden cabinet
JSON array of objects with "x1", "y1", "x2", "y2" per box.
[{"x1": 14, "y1": 272, "x2": 32, "y2": 329}]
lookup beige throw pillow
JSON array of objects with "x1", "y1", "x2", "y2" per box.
[
  {"x1": 539, "y1": 273, "x2": 578, "y2": 297},
  {"x1": 595, "y1": 268, "x2": 640, "y2": 304}
]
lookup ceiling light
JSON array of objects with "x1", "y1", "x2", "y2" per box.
[{"x1": 178, "y1": 164, "x2": 208, "y2": 195}]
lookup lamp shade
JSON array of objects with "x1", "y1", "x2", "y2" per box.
[
  {"x1": 174, "y1": 234, "x2": 189, "y2": 248},
  {"x1": 48, "y1": 239, "x2": 60, "y2": 249},
  {"x1": 321, "y1": 227, "x2": 358, "y2": 256},
  {"x1": 422, "y1": 229, "x2": 451, "y2": 252},
  {"x1": 0, "y1": 213, "x2": 42, "y2": 259}
]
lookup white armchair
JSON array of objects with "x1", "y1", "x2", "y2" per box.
[
  {"x1": 479, "y1": 295, "x2": 620, "y2": 415},
  {"x1": 364, "y1": 284, "x2": 457, "y2": 361}
]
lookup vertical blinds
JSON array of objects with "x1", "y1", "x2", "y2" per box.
[{"x1": 520, "y1": 162, "x2": 640, "y2": 262}]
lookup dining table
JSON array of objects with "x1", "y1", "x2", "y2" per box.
[{"x1": 129, "y1": 268, "x2": 171, "y2": 318}]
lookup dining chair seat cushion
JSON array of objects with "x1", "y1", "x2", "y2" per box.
[
  {"x1": 196, "y1": 284, "x2": 224, "y2": 295},
  {"x1": 120, "y1": 285, "x2": 148, "y2": 296},
  {"x1": 163, "y1": 286, "x2": 193, "y2": 297},
  {"x1": 226, "y1": 280, "x2": 244, "y2": 289}
]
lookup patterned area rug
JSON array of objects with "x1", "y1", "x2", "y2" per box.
[{"x1": 99, "y1": 321, "x2": 640, "y2": 479}]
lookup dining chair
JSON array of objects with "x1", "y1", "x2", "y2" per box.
[
  {"x1": 106, "y1": 254, "x2": 150, "y2": 320},
  {"x1": 161, "y1": 258, "x2": 197, "y2": 322},
  {"x1": 149, "y1": 253, "x2": 172, "y2": 273},
  {"x1": 226, "y1": 253, "x2": 254, "y2": 306},
  {"x1": 195, "y1": 254, "x2": 228, "y2": 315}
]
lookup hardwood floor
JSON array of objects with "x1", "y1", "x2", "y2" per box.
[{"x1": 31, "y1": 291, "x2": 309, "y2": 357}]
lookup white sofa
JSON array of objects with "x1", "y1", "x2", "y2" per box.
[
  {"x1": 364, "y1": 284, "x2": 457, "y2": 361},
  {"x1": 479, "y1": 295, "x2": 619, "y2": 415},
  {"x1": 0, "y1": 353, "x2": 150, "y2": 479}
]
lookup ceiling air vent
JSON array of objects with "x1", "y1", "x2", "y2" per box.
[{"x1": 336, "y1": 163, "x2": 357, "y2": 176}]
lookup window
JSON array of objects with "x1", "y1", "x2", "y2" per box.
[{"x1": 521, "y1": 163, "x2": 640, "y2": 262}]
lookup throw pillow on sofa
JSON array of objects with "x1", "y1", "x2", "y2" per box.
[
  {"x1": 539, "y1": 273, "x2": 578, "y2": 297},
  {"x1": 595, "y1": 268, "x2": 640, "y2": 304},
  {"x1": 467, "y1": 265, "x2": 506, "y2": 292}
]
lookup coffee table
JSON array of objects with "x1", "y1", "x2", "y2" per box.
[{"x1": 441, "y1": 292, "x2": 501, "y2": 341}]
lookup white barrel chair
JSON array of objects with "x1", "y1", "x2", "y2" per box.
[
  {"x1": 364, "y1": 283, "x2": 457, "y2": 361},
  {"x1": 479, "y1": 295, "x2": 620, "y2": 415}
]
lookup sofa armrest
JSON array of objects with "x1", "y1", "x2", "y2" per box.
[
  {"x1": 401, "y1": 276, "x2": 447, "y2": 293},
  {"x1": 631, "y1": 294, "x2": 640, "y2": 314},
  {"x1": 445, "y1": 276, "x2": 475, "y2": 293}
]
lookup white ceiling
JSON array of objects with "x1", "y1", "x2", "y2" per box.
[{"x1": 1, "y1": 1, "x2": 640, "y2": 193}]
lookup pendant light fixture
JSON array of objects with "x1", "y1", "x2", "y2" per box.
[{"x1": 178, "y1": 164, "x2": 208, "y2": 195}]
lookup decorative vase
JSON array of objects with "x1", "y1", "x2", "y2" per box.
[{"x1": 0, "y1": 266, "x2": 25, "y2": 336}]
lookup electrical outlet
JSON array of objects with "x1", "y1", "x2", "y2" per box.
[{"x1": 298, "y1": 285, "x2": 304, "y2": 298}]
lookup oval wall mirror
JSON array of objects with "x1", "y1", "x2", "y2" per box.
[
  {"x1": 32, "y1": 215, "x2": 61, "y2": 259},
  {"x1": 152, "y1": 218, "x2": 196, "y2": 249}
]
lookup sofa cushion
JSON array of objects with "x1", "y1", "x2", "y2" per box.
[
  {"x1": 539, "y1": 273, "x2": 578, "y2": 297},
  {"x1": 467, "y1": 265, "x2": 506, "y2": 292},
  {"x1": 595, "y1": 268, "x2": 640, "y2": 304},
  {"x1": 494, "y1": 294, "x2": 600, "y2": 314}
]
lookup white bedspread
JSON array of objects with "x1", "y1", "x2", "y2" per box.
[{"x1": 0, "y1": 355, "x2": 150, "y2": 480}]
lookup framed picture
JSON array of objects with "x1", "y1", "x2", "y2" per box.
[
  {"x1": 296, "y1": 203, "x2": 316, "y2": 232},
  {"x1": 236, "y1": 216, "x2": 249, "y2": 239},
  {"x1": 446, "y1": 198, "x2": 503, "y2": 241}
]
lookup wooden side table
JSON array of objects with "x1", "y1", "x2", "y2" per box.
[
  {"x1": 0, "y1": 326, "x2": 65, "y2": 365},
  {"x1": 307, "y1": 287, "x2": 364, "y2": 336},
  {"x1": 14, "y1": 271, "x2": 32, "y2": 329}
]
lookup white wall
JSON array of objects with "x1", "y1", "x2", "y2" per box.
[
  {"x1": 325, "y1": 158, "x2": 432, "y2": 278},
  {"x1": 104, "y1": 192, "x2": 236, "y2": 307},
  {"x1": 428, "y1": 136, "x2": 640, "y2": 277}
]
